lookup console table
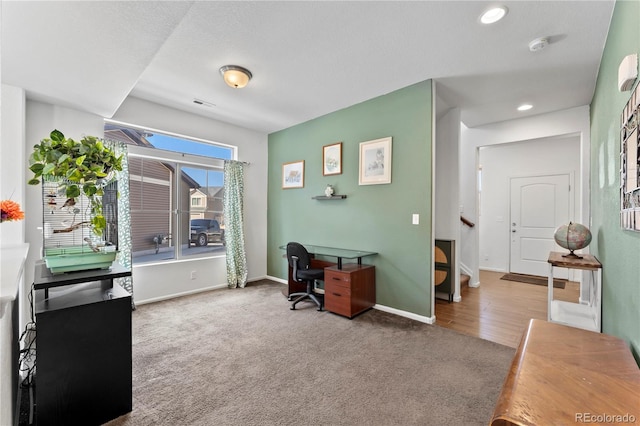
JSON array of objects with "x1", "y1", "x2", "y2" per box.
[
  {"x1": 547, "y1": 251, "x2": 602, "y2": 332},
  {"x1": 491, "y1": 319, "x2": 640, "y2": 425},
  {"x1": 33, "y1": 261, "x2": 132, "y2": 426}
]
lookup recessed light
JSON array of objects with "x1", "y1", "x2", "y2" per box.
[
  {"x1": 480, "y1": 6, "x2": 508, "y2": 24},
  {"x1": 517, "y1": 104, "x2": 533, "y2": 112}
]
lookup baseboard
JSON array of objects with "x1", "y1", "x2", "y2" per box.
[
  {"x1": 480, "y1": 267, "x2": 507, "y2": 273},
  {"x1": 373, "y1": 304, "x2": 435, "y2": 324},
  {"x1": 135, "y1": 283, "x2": 229, "y2": 306},
  {"x1": 265, "y1": 275, "x2": 287, "y2": 285}
]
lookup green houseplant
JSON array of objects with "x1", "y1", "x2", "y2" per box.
[{"x1": 28, "y1": 129, "x2": 123, "y2": 236}]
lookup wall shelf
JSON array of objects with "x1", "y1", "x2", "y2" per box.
[{"x1": 312, "y1": 195, "x2": 347, "y2": 200}]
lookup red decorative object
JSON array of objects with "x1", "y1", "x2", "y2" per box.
[{"x1": 0, "y1": 199, "x2": 25, "y2": 222}]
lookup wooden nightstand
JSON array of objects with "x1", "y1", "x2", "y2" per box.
[{"x1": 324, "y1": 264, "x2": 375, "y2": 318}]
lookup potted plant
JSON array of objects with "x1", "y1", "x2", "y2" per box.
[{"x1": 28, "y1": 129, "x2": 123, "y2": 236}]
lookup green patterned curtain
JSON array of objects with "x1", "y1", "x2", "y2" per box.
[
  {"x1": 223, "y1": 160, "x2": 248, "y2": 288},
  {"x1": 106, "y1": 139, "x2": 134, "y2": 307}
]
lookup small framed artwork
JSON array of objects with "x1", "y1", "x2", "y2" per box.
[
  {"x1": 323, "y1": 142, "x2": 342, "y2": 176},
  {"x1": 359, "y1": 137, "x2": 392, "y2": 185},
  {"x1": 282, "y1": 160, "x2": 305, "y2": 189}
]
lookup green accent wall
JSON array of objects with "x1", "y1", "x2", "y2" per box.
[
  {"x1": 267, "y1": 80, "x2": 433, "y2": 318},
  {"x1": 590, "y1": 0, "x2": 640, "y2": 360}
]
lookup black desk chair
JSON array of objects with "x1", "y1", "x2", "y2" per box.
[{"x1": 286, "y1": 242, "x2": 324, "y2": 311}]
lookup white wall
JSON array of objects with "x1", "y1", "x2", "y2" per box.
[
  {"x1": 460, "y1": 105, "x2": 591, "y2": 286},
  {"x1": 435, "y1": 107, "x2": 461, "y2": 300},
  {"x1": 0, "y1": 83, "x2": 26, "y2": 426},
  {"x1": 478, "y1": 136, "x2": 581, "y2": 272},
  {"x1": 110, "y1": 97, "x2": 268, "y2": 303},
  {"x1": 1, "y1": 85, "x2": 26, "y2": 245}
]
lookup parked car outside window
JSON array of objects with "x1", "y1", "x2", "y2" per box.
[{"x1": 190, "y1": 219, "x2": 225, "y2": 247}]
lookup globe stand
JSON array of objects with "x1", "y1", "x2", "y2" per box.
[{"x1": 562, "y1": 250, "x2": 583, "y2": 259}]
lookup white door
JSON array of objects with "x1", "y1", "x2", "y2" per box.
[{"x1": 510, "y1": 174, "x2": 571, "y2": 277}]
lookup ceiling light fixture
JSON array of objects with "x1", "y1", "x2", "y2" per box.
[
  {"x1": 517, "y1": 104, "x2": 533, "y2": 112},
  {"x1": 219, "y1": 65, "x2": 252, "y2": 89},
  {"x1": 479, "y1": 6, "x2": 508, "y2": 24}
]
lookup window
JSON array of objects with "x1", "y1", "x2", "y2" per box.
[{"x1": 104, "y1": 123, "x2": 234, "y2": 264}]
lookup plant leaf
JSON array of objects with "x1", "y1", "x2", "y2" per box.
[
  {"x1": 50, "y1": 129, "x2": 64, "y2": 142},
  {"x1": 42, "y1": 163, "x2": 56, "y2": 175},
  {"x1": 29, "y1": 163, "x2": 44, "y2": 174},
  {"x1": 91, "y1": 215, "x2": 106, "y2": 236},
  {"x1": 84, "y1": 185, "x2": 97, "y2": 196},
  {"x1": 57, "y1": 154, "x2": 70, "y2": 165},
  {"x1": 66, "y1": 185, "x2": 81, "y2": 198}
]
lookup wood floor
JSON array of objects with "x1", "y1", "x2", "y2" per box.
[{"x1": 435, "y1": 270, "x2": 580, "y2": 348}]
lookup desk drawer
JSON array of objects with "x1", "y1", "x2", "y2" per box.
[
  {"x1": 324, "y1": 281, "x2": 351, "y2": 316},
  {"x1": 324, "y1": 269, "x2": 351, "y2": 288}
]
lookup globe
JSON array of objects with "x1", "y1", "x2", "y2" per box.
[{"x1": 553, "y1": 222, "x2": 592, "y2": 259}]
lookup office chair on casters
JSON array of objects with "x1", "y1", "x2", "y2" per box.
[{"x1": 286, "y1": 242, "x2": 324, "y2": 311}]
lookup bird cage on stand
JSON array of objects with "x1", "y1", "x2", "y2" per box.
[{"x1": 42, "y1": 178, "x2": 118, "y2": 274}]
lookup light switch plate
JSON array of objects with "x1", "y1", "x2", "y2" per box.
[{"x1": 412, "y1": 214, "x2": 419, "y2": 225}]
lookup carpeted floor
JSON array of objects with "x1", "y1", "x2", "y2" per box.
[
  {"x1": 104, "y1": 280, "x2": 515, "y2": 426},
  {"x1": 500, "y1": 273, "x2": 566, "y2": 289}
]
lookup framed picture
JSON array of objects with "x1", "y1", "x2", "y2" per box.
[
  {"x1": 359, "y1": 137, "x2": 392, "y2": 185},
  {"x1": 282, "y1": 160, "x2": 304, "y2": 189},
  {"x1": 323, "y1": 142, "x2": 342, "y2": 176}
]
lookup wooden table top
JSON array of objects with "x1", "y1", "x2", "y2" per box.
[
  {"x1": 491, "y1": 319, "x2": 640, "y2": 426},
  {"x1": 547, "y1": 251, "x2": 602, "y2": 270}
]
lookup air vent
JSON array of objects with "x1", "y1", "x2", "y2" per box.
[{"x1": 193, "y1": 98, "x2": 216, "y2": 108}]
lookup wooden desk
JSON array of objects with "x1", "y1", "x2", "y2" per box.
[
  {"x1": 491, "y1": 319, "x2": 640, "y2": 426},
  {"x1": 281, "y1": 244, "x2": 377, "y2": 296}
]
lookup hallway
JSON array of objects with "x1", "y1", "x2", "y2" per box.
[{"x1": 435, "y1": 270, "x2": 581, "y2": 348}]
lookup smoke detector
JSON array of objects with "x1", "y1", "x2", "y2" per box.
[{"x1": 528, "y1": 37, "x2": 549, "y2": 52}]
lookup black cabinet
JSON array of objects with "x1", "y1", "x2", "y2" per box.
[
  {"x1": 34, "y1": 262, "x2": 132, "y2": 426},
  {"x1": 434, "y1": 239, "x2": 455, "y2": 302}
]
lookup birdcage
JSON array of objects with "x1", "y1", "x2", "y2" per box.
[{"x1": 42, "y1": 178, "x2": 118, "y2": 274}]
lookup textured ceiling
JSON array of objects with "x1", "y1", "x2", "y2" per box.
[{"x1": 1, "y1": 1, "x2": 615, "y2": 134}]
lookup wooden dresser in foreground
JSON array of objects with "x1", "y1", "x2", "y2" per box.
[{"x1": 491, "y1": 319, "x2": 640, "y2": 426}]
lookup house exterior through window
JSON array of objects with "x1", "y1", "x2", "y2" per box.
[{"x1": 104, "y1": 122, "x2": 234, "y2": 264}]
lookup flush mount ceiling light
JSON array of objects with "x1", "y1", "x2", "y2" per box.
[
  {"x1": 219, "y1": 65, "x2": 252, "y2": 89},
  {"x1": 517, "y1": 104, "x2": 533, "y2": 111},
  {"x1": 479, "y1": 6, "x2": 508, "y2": 24}
]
